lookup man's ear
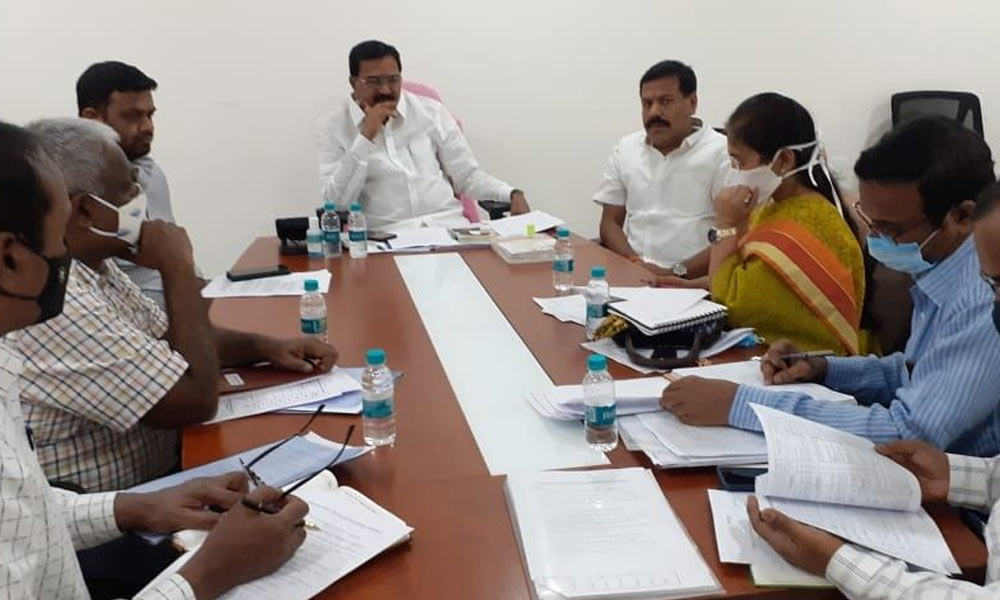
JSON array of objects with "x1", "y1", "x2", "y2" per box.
[
  {"x1": 947, "y1": 199, "x2": 978, "y2": 234},
  {"x1": 689, "y1": 92, "x2": 698, "y2": 115},
  {"x1": 80, "y1": 107, "x2": 104, "y2": 121},
  {"x1": 69, "y1": 192, "x2": 96, "y2": 231}
]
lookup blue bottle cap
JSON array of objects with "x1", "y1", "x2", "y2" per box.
[
  {"x1": 556, "y1": 227, "x2": 570, "y2": 238},
  {"x1": 350, "y1": 203, "x2": 362, "y2": 212},
  {"x1": 304, "y1": 279, "x2": 319, "y2": 292},
  {"x1": 587, "y1": 354, "x2": 607, "y2": 371},
  {"x1": 591, "y1": 266, "x2": 606, "y2": 278},
  {"x1": 366, "y1": 348, "x2": 387, "y2": 366},
  {"x1": 324, "y1": 201, "x2": 336, "y2": 211}
]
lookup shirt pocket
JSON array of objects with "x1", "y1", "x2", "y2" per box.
[{"x1": 406, "y1": 134, "x2": 442, "y2": 176}]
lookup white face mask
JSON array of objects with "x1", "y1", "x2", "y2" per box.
[
  {"x1": 88, "y1": 190, "x2": 148, "y2": 247},
  {"x1": 724, "y1": 140, "x2": 843, "y2": 215}
]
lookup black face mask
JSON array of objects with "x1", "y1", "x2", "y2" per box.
[
  {"x1": 0, "y1": 250, "x2": 71, "y2": 324},
  {"x1": 993, "y1": 301, "x2": 1000, "y2": 337}
]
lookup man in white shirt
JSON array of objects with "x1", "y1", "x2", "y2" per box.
[
  {"x1": 594, "y1": 60, "x2": 728, "y2": 280},
  {"x1": 746, "y1": 181, "x2": 1000, "y2": 599},
  {"x1": 318, "y1": 39, "x2": 530, "y2": 230},
  {"x1": 78, "y1": 61, "x2": 176, "y2": 308},
  {"x1": 0, "y1": 119, "x2": 307, "y2": 600}
]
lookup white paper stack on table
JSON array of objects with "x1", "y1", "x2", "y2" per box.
[
  {"x1": 207, "y1": 367, "x2": 363, "y2": 424},
  {"x1": 139, "y1": 472, "x2": 412, "y2": 600},
  {"x1": 504, "y1": 467, "x2": 721, "y2": 599},
  {"x1": 750, "y1": 404, "x2": 960, "y2": 575},
  {"x1": 533, "y1": 287, "x2": 711, "y2": 328},
  {"x1": 201, "y1": 269, "x2": 332, "y2": 298},
  {"x1": 607, "y1": 289, "x2": 727, "y2": 336},
  {"x1": 487, "y1": 210, "x2": 564, "y2": 238},
  {"x1": 385, "y1": 226, "x2": 458, "y2": 251}
]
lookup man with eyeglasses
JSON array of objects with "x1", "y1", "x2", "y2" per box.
[
  {"x1": 659, "y1": 116, "x2": 1000, "y2": 458},
  {"x1": 318, "y1": 39, "x2": 531, "y2": 230}
]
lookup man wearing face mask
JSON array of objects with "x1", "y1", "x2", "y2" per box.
[
  {"x1": 659, "y1": 116, "x2": 1000, "y2": 459},
  {"x1": 593, "y1": 60, "x2": 728, "y2": 279},
  {"x1": 744, "y1": 180, "x2": 1000, "y2": 598},
  {"x1": 319, "y1": 39, "x2": 530, "y2": 230},
  {"x1": 5, "y1": 118, "x2": 338, "y2": 493}
]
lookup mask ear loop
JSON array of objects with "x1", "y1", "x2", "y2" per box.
[{"x1": 794, "y1": 138, "x2": 845, "y2": 219}]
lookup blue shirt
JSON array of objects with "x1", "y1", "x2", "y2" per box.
[{"x1": 728, "y1": 236, "x2": 1000, "y2": 456}]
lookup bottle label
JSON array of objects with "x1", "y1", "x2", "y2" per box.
[
  {"x1": 586, "y1": 404, "x2": 616, "y2": 429},
  {"x1": 349, "y1": 230, "x2": 367, "y2": 242},
  {"x1": 324, "y1": 230, "x2": 341, "y2": 246},
  {"x1": 553, "y1": 258, "x2": 574, "y2": 273},
  {"x1": 363, "y1": 397, "x2": 394, "y2": 419},
  {"x1": 300, "y1": 317, "x2": 327, "y2": 334},
  {"x1": 586, "y1": 302, "x2": 608, "y2": 319}
]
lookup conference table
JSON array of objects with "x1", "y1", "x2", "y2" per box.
[{"x1": 185, "y1": 235, "x2": 988, "y2": 599}]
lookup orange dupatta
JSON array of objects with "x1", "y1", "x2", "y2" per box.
[{"x1": 739, "y1": 219, "x2": 861, "y2": 355}]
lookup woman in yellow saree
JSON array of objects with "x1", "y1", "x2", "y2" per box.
[{"x1": 708, "y1": 93, "x2": 875, "y2": 356}]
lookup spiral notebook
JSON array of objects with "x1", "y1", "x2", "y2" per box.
[{"x1": 609, "y1": 298, "x2": 728, "y2": 336}]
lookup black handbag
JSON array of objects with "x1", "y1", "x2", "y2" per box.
[{"x1": 598, "y1": 314, "x2": 725, "y2": 370}]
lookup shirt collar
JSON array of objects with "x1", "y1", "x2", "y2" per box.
[
  {"x1": 914, "y1": 235, "x2": 976, "y2": 306},
  {"x1": 348, "y1": 90, "x2": 409, "y2": 128},
  {"x1": 645, "y1": 118, "x2": 707, "y2": 155}
]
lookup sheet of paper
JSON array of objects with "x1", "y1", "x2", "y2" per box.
[
  {"x1": 750, "y1": 404, "x2": 920, "y2": 511},
  {"x1": 488, "y1": 210, "x2": 564, "y2": 238},
  {"x1": 760, "y1": 496, "x2": 959, "y2": 575},
  {"x1": 387, "y1": 226, "x2": 458, "y2": 249},
  {"x1": 608, "y1": 289, "x2": 710, "y2": 328},
  {"x1": 205, "y1": 367, "x2": 362, "y2": 424},
  {"x1": 672, "y1": 360, "x2": 856, "y2": 404},
  {"x1": 618, "y1": 416, "x2": 765, "y2": 469},
  {"x1": 637, "y1": 411, "x2": 767, "y2": 459},
  {"x1": 533, "y1": 295, "x2": 586, "y2": 325},
  {"x1": 201, "y1": 269, "x2": 332, "y2": 298},
  {"x1": 506, "y1": 468, "x2": 720, "y2": 599}
]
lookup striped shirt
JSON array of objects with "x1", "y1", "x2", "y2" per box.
[
  {"x1": 5, "y1": 258, "x2": 188, "y2": 491},
  {"x1": 0, "y1": 341, "x2": 194, "y2": 600},
  {"x1": 825, "y1": 453, "x2": 1000, "y2": 599},
  {"x1": 729, "y1": 237, "x2": 1000, "y2": 456}
]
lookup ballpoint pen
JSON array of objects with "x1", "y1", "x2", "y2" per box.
[{"x1": 778, "y1": 350, "x2": 835, "y2": 361}]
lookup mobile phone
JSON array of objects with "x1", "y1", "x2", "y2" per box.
[
  {"x1": 716, "y1": 466, "x2": 767, "y2": 492},
  {"x1": 226, "y1": 264, "x2": 290, "y2": 281},
  {"x1": 368, "y1": 231, "x2": 398, "y2": 243}
]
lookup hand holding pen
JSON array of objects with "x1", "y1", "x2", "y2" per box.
[{"x1": 760, "y1": 340, "x2": 832, "y2": 385}]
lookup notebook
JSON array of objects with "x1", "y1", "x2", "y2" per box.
[{"x1": 609, "y1": 298, "x2": 728, "y2": 336}]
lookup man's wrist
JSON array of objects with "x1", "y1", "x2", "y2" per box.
[
  {"x1": 180, "y1": 551, "x2": 230, "y2": 600},
  {"x1": 114, "y1": 492, "x2": 152, "y2": 532}
]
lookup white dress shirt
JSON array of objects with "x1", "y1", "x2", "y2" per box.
[
  {"x1": 592, "y1": 123, "x2": 729, "y2": 267},
  {"x1": 318, "y1": 90, "x2": 515, "y2": 230},
  {"x1": 825, "y1": 453, "x2": 1000, "y2": 599},
  {"x1": 0, "y1": 341, "x2": 193, "y2": 599}
]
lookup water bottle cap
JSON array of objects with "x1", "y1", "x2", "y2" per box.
[
  {"x1": 304, "y1": 279, "x2": 319, "y2": 292},
  {"x1": 324, "y1": 201, "x2": 336, "y2": 211},
  {"x1": 366, "y1": 348, "x2": 387, "y2": 365},
  {"x1": 556, "y1": 227, "x2": 570, "y2": 238},
  {"x1": 350, "y1": 203, "x2": 362, "y2": 212},
  {"x1": 587, "y1": 354, "x2": 607, "y2": 371},
  {"x1": 591, "y1": 266, "x2": 606, "y2": 278}
]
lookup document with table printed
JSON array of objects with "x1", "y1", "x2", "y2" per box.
[
  {"x1": 201, "y1": 269, "x2": 332, "y2": 298},
  {"x1": 504, "y1": 468, "x2": 721, "y2": 599},
  {"x1": 206, "y1": 367, "x2": 362, "y2": 424},
  {"x1": 751, "y1": 404, "x2": 960, "y2": 575}
]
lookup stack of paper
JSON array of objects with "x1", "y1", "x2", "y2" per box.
[
  {"x1": 202, "y1": 269, "x2": 332, "y2": 298},
  {"x1": 492, "y1": 236, "x2": 557, "y2": 264},
  {"x1": 751, "y1": 404, "x2": 960, "y2": 575},
  {"x1": 386, "y1": 226, "x2": 458, "y2": 250},
  {"x1": 533, "y1": 295, "x2": 586, "y2": 325},
  {"x1": 207, "y1": 367, "x2": 362, "y2": 424},
  {"x1": 505, "y1": 468, "x2": 721, "y2": 599},
  {"x1": 487, "y1": 210, "x2": 564, "y2": 238},
  {"x1": 534, "y1": 287, "x2": 711, "y2": 329},
  {"x1": 672, "y1": 360, "x2": 856, "y2": 404},
  {"x1": 525, "y1": 377, "x2": 668, "y2": 419},
  {"x1": 610, "y1": 297, "x2": 727, "y2": 336},
  {"x1": 581, "y1": 328, "x2": 756, "y2": 374}
]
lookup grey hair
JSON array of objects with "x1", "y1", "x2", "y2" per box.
[{"x1": 25, "y1": 118, "x2": 125, "y2": 196}]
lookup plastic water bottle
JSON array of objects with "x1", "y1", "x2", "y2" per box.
[
  {"x1": 299, "y1": 279, "x2": 327, "y2": 343},
  {"x1": 362, "y1": 348, "x2": 396, "y2": 446},
  {"x1": 348, "y1": 203, "x2": 368, "y2": 259},
  {"x1": 321, "y1": 201, "x2": 342, "y2": 258},
  {"x1": 306, "y1": 216, "x2": 324, "y2": 259},
  {"x1": 552, "y1": 227, "x2": 574, "y2": 294},
  {"x1": 583, "y1": 354, "x2": 617, "y2": 451},
  {"x1": 584, "y1": 266, "x2": 610, "y2": 340}
]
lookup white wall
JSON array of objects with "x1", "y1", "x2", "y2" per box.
[{"x1": 2, "y1": 0, "x2": 998, "y2": 274}]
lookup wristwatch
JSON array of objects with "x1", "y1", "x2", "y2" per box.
[
  {"x1": 670, "y1": 262, "x2": 688, "y2": 278},
  {"x1": 707, "y1": 226, "x2": 739, "y2": 245}
]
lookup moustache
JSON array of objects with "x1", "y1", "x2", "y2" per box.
[
  {"x1": 645, "y1": 118, "x2": 670, "y2": 129},
  {"x1": 374, "y1": 94, "x2": 396, "y2": 104}
]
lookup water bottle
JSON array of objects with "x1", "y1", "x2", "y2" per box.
[
  {"x1": 584, "y1": 266, "x2": 610, "y2": 340},
  {"x1": 348, "y1": 203, "x2": 368, "y2": 259},
  {"x1": 321, "y1": 201, "x2": 342, "y2": 258},
  {"x1": 362, "y1": 348, "x2": 396, "y2": 446},
  {"x1": 306, "y1": 216, "x2": 324, "y2": 259},
  {"x1": 299, "y1": 279, "x2": 327, "y2": 343},
  {"x1": 552, "y1": 227, "x2": 574, "y2": 294},
  {"x1": 583, "y1": 354, "x2": 618, "y2": 451}
]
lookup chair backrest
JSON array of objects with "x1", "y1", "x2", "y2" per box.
[{"x1": 891, "y1": 91, "x2": 984, "y2": 136}]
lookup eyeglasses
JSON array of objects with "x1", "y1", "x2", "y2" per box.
[
  {"x1": 238, "y1": 404, "x2": 356, "y2": 510},
  {"x1": 852, "y1": 200, "x2": 928, "y2": 243},
  {"x1": 357, "y1": 74, "x2": 402, "y2": 88},
  {"x1": 982, "y1": 271, "x2": 1000, "y2": 295}
]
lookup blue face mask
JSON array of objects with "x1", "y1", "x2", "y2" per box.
[{"x1": 866, "y1": 230, "x2": 939, "y2": 275}]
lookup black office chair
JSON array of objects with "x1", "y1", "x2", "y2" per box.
[{"x1": 891, "y1": 91, "x2": 984, "y2": 136}]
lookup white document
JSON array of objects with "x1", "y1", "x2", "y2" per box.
[
  {"x1": 524, "y1": 377, "x2": 667, "y2": 420},
  {"x1": 201, "y1": 269, "x2": 332, "y2": 298},
  {"x1": 672, "y1": 360, "x2": 856, "y2": 405},
  {"x1": 206, "y1": 368, "x2": 362, "y2": 424},
  {"x1": 608, "y1": 289, "x2": 710, "y2": 328},
  {"x1": 637, "y1": 411, "x2": 767, "y2": 459},
  {"x1": 618, "y1": 416, "x2": 766, "y2": 468},
  {"x1": 275, "y1": 390, "x2": 362, "y2": 414},
  {"x1": 387, "y1": 226, "x2": 458, "y2": 250},
  {"x1": 506, "y1": 468, "x2": 720, "y2": 599},
  {"x1": 533, "y1": 295, "x2": 586, "y2": 326},
  {"x1": 488, "y1": 210, "x2": 564, "y2": 238}
]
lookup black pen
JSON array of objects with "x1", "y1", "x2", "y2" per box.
[{"x1": 779, "y1": 350, "x2": 835, "y2": 361}]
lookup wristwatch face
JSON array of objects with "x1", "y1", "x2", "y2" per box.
[
  {"x1": 672, "y1": 263, "x2": 688, "y2": 277},
  {"x1": 708, "y1": 227, "x2": 736, "y2": 244}
]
